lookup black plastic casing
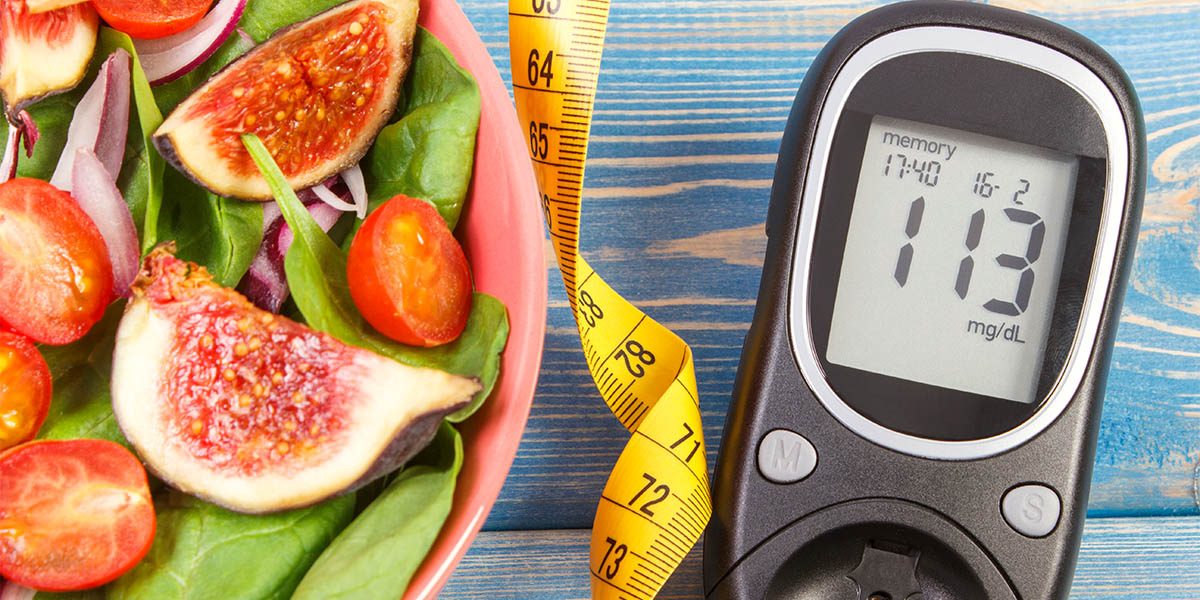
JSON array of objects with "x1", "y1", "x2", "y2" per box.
[{"x1": 703, "y1": 2, "x2": 1145, "y2": 599}]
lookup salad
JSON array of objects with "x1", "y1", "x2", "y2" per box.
[{"x1": 0, "y1": 0, "x2": 510, "y2": 597}]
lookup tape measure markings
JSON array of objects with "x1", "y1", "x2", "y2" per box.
[
  {"x1": 634, "y1": 429, "x2": 709, "y2": 491},
  {"x1": 590, "y1": 571, "x2": 642, "y2": 600},
  {"x1": 597, "y1": 494, "x2": 686, "y2": 543},
  {"x1": 629, "y1": 549, "x2": 670, "y2": 575},
  {"x1": 510, "y1": 1, "x2": 710, "y2": 597}
]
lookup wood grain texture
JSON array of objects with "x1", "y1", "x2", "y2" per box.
[
  {"x1": 440, "y1": 516, "x2": 1200, "y2": 598},
  {"x1": 455, "y1": 0, "x2": 1200, "y2": 534}
]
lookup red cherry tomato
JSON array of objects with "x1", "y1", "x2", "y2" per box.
[
  {"x1": 0, "y1": 178, "x2": 112, "y2": 345},
  {"x1": 0, "y1": 439, "x2": 156, "y2": 591},
  {"x1": 91, "y1": 0, "x2": 213, "y2": 40},
  {"x1": 0, "y1": 332, "x2": 51, "y2": 452},
  {"x1": 347, "y1": 195, "x2": 473, "y2": 347}
]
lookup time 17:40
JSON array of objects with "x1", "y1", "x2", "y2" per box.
[{"x1": 883, "y1": 153, "x2": 941, "y2": 187}]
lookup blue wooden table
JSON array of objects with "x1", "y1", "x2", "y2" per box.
[{"x1": 441, "y1": 0, "x2": 1200, "y2": 597}]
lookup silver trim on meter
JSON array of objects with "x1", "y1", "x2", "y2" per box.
[{"x1": 787, "y1": 26, "x2": 1130, "y2": 460}]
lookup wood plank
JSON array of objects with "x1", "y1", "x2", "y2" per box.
[
  {"x1": 440, "y1": 516, "x2": 1200, "y2": 598},
  {"x1": 454, "y1": 0, "x2": 1200, "y2": 532}
]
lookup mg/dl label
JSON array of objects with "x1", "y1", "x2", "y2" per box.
[{"x1": 966, "y1": 319, "x2": 1027, "y2": 344}]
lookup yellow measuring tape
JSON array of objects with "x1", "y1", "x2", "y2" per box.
[{"x1": 508, "y1": 1, "x2": 711, "y2": 598}]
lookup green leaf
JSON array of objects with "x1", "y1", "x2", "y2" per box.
[
  {"x1": 156, "y1": 168, "x2": 263, "y2": 288},
  {"x1": 242, "y1": 134, "x2": 508, "y2": 420},
  {"x1": 237, "y1": 0, "x2": 344, "y2": 42},
  {"x1": 36, "y1": 301, "x2": 129, "y2": 448},
  {"x1": 292, "y1": 424, "x2": 463, "y2": 600},
  {"x1": 108, "y1": 493, "x2": 355, "y2": 600},
  {"x1": 364, "y1": 28, "x2": 481, "y2": 230}
]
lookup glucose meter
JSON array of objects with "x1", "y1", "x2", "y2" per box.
[{"x1": 704, "y1": 2, "x2": 1145, "y2": 599}]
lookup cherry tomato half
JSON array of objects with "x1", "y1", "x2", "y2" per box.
[
  {"x1": 91, "y1": 0, "x2": 213, "y2": 40},
  {"x1": 0, "y1": 332, "x2": 50, "y2": 452},
  {"x1": 347, "y1": 195, "x2": 472, "y2": 347},
  {"x1": 0, "y1": 178, "x2": 112, "y2": 345},
  {"x1": 0, "y1": 439, "x2": 156, "y2": 591}
]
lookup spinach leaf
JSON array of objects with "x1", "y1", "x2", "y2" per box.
[
  {"x1": 292, "y1": 424, "x2": 462, "y2": 600},
  {"x1": 237, "y1": 0, "x2": 344, "y2": 42},
  {"x1": 108, "y1": 493, "x2": 355, "y2": 600},
  {"x1": 36, "y1": 301, "x2": 129, "y2": 448},
  {"x1": 364, "y1": 28, "x2": 480, "y2": 230},
  {"x1": 243, "y1": 134, "x2": 508, "y2": 420},
  {"x1": 156, "y1": 168, "x2": 263, "y2": 288}
]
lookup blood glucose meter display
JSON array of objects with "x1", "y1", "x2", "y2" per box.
[{"x1": 826, "y1": 115, "x2": 1079, "y2": 404}]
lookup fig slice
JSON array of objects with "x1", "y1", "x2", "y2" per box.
[
  {"x1": 0, "y1": 0, "x2": 98, "y2": 120},
  {"x1": 153, "y1": 0, "x2": 418, "y2": 201},
  {"x1": 111, "y1": 246, "x2": 480, "y2": 514}
]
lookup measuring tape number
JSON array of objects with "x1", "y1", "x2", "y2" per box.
[{"x1": 508, "y1": 1, "x2": 712, "y2": 598}]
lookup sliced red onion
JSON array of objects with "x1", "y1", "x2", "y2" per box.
[
  {"x1": 72, "y1": 148, "x2": 141, "y2": 297},
  {"x1": 238, "y1": 198, "x2": 289, "y2": 310},
  {"x1": 0, "y1": 580, "x2": 36, "y2": 600},
  {"x1": 50, "y1": 50, "x2": 131, "y2": 191},
  {"x1": 134, "y1": 0, "x2": 247, "y2": 86},
  {"x1": 312, "y1": 183, "x2": 358, "y2": 213},
  {"x1": 342, "y1": 164, "x2": 368, "y2": 219},
  {"x1": 278, "y1": 202, "x2": 342, "y2": 260},
  {"x1": 238, "y1": 200, "x2": 343, "y2": 313},
  {"x1": 17, "y1": 111, "x2": 37, "y2": 158},
  {"x1": 3, "y1": 111, "x2": 41, "y2": 183},
  {"x1": 236, "y1": 28, "x2": 255, "y2": 49},
  {"x1": 308, "y1": 166, "x2": 368, "y2": 219},
  {"x1": 239, "y1": 246, "x2": 288, "y2": 313},
  {"x1": 262, "y1": 198, "x2": 281, "y2": 232},
  {"x1": 0, "y1": 583, "x2": 34, "y2": 600},
  {"x1": 1, "y1": 125, "x2": 19, "y2": 182}
]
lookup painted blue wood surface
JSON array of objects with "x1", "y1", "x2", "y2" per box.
[{"x1": 449, "y1": 0, "x2": 1200, "y2": 596}]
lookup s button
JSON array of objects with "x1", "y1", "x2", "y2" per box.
[{"x1": 1001, "y1": 484, "x2": 1061, "y2": 538}]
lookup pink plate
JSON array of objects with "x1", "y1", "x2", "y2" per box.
[{"x1": 403, "y1": 1, "x2": 546, "y2": 598}]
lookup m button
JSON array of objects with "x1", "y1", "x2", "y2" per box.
[{"x1": 757, "y1": 429, "x2": 817, "y2": 484}]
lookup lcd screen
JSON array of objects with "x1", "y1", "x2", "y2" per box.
[{"x1": 826, "y1": 115, "x2": 1079, "y2": 404}]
